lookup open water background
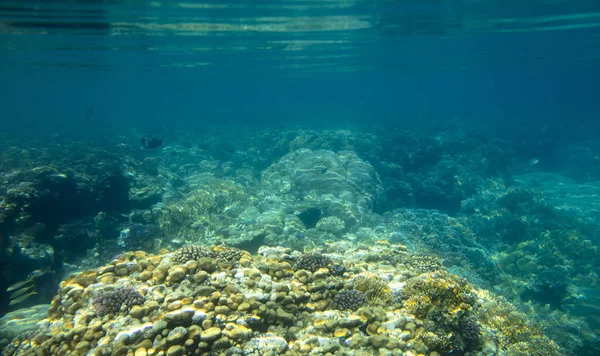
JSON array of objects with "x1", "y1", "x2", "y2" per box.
[{"x1": 0, "y1": 0, "x2": 599, "y2": 135}]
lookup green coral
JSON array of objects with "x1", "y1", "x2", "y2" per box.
[{"x1": 316, "y1": 216, "x2": 345, "y2": 235}]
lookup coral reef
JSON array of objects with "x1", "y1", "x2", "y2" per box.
[
  {"x1": 315, "y1": 216, "x2": 346, "y2": 235},
  {"x1": 118, "y1": 223, "x2": 161, "y2": 252},
  {"x1": 293, "y1": 253, "x2": 333, "y2": 273},
  {"x1": 0, "y1": 125, "x2": 597, "y2": 354},
  {"x1": 156, "y1": 177, "x2": 257, "y2": 247},
  {"x1": 332, "y1": 290, "x2": 368, "y2": 311},
  {"x1": 352, "y1": 273, "x2": 392, "y2": 305},
  {"x1": 2, "y1": 243, "x2": 559, "y2": 356},
  {"x1": 261, "y1": 149, "x2": 385, "y2": 226},
  {"x1": 93, "y1": 286, "x2": 145, "y2": 317},
  {"x1": 173, "y1": 245, "x2": 247, "y2": 265}
]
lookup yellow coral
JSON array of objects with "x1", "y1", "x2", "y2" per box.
[{"x1": 352, "y1": 273, "x2": 392, "y2": 305}]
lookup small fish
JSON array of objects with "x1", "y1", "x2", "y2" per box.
[
  {"x1": 528, "y1": 158, "x2": 539, "y2": 166},
  {"x1": 84, "y1": 107, "x2": 94, "y2": 122},
  {"x1": 141, "y1": 135, "x2": 163, "y2": 149},
  {"x1": 6, "y1": 279, "x2": 34, "y2": 292},
  {"x1": 9, "y1": 291, "x2": 37, "y2": 306},
  {"x1": 10, "y1": 284, "x2": 35, "y2": 298},
  {"x1": 29, "y1": 266, "x2": 51, "y2": 279}
]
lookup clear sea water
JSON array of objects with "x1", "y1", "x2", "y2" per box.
[
  {"x1": 1, "y1": 0, "x2": 600, "y2": 355},
  {"x1": 1, "y1": 0, "x2": 599, "y2": 134}
]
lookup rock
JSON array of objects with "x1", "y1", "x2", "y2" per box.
[
  {"x1": 130, "y1": 306, "x2": 149, "y2": 319},
  {"x1": 244, "y1": 334, "x2": 288, "y2": 354},
  {"x1": 320, "y1": 338, "x2": 340, "y2": 353},
  {"x1": 276, "y1": 308, "x2": 295, "y2": 325},
  {"x1": 214, "y1": 305, "x2": 230, "y2": 315},
  {"x1": 200, "y1": 327, "x2": 222, "y2": 342},
  {"x1": 223, "y1": 324, "x2": 250, "y2": 341},
  {"x1": 163, "y1": 309, "x2": 194, "y2": 325},
  {"x1": 372, "y1": 335, "x2": 389, "y2": 348},
  {"x1": 75, "y1": 270, "x2": 98, "y2": 287},
  {"x1": 0, "y1": 304, "x2": 50, "y2": 341},
  {"x1": 237, "y1": 302, "x2": 251, "y2": 312},
  {"x1": 74, "y1": 341, "x2": 90, "y2": 352},
  {"x1": 167, "y1": 267, "x2": 186, "y2": 283},
  {"x1": 166, "y1": 345, "x2": 184, "y2": 356},
  {"x1": 193, "y1": 271, "x2": 208, "y2": 283},
  {"x1": 197, "y1": 286, "x2": 215, "y2": 297},
  {"x1": 166, "y1": 327, "x2": 187, "y2": 344},
  {"x1": 338, "y1": 316, "x2": 364, "y2": 329},
  {"x1": 196, "y1": 257, "x2": 217, "y2": 272}
]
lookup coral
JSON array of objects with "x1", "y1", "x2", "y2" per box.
[
  {"x1": 316, "y1": 216, "x2": 345, "y2": 235},
  {"x1": 92, "y1": 286, "x2": 144, "y2": 317},
  {"x1": 261, "y1": 149, "x2": 385, "y2": 226},
  {"x1": 386, "y1": 208, "x2": 499, "y2": 283},
  {"x1": 402, "y1": 271, "x2": 475, "y2": 319},
  {"x1": 173, "y1": 245, "x2": 245, "y2": 264},
  {"x1": 352, "y1": 273, "x2": 392, "y2": 305},
  {"x1": 3, "y1": 243, "x2": 561, "y2": 356},
  {"x1": 173, "y1": 245, "x2": 216, "y2": 263},
  {"x1": 402, "y1": 271, "x2": 481, "y2": 354},
  {"x1": 157, "y1": 178, "x2": 254, "y2": 243},
  {"x1": 294, "y1": 253, "x2": 333, "y2": 273},
  {"x1": 215, "y1": 246, "x2": 245, "y2": 262},
  {"x1": 118, "y1": 223, "x2": 160, "y2": 251},
  {"x1": 402, "y1": 254, "x2": 443, "y2": 273},
  {"x1": 293, "y1": 253, "x2": 345, "y2": 276},
  {"x1": 54, "y1": 219, "x2": 99, "y2": 252},
  {"x1": 332, "y1": 290, "x2": 368, "y2": 311},
  {"x1": 476, "y1": 294, "x2": 559, "y2": 354}
]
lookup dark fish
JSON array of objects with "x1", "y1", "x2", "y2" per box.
[
  {"x1": 85, "y1": 107, "x2": 94, "y2": 122},
  {"x1": 142, "y1": 135, "x2": 163, "y2": 149}
]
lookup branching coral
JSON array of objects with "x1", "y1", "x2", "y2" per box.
[
  {"x1": 402, "y1": 271, "x2": 480, "y2": 354},
  {"x1": 352, "y1": 273, "x2": 392, "y2": 305},
  {"x1": 476, "y1": 293, "x2": 561, "y2": 355},
  {"x1": 316, "y1": 216, "x2": 346, "y2": 235},
  {"x1": 174, "y1": 245, "x2": 245, "y2": 264}
]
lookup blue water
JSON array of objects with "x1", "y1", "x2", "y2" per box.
[
  {"x1": 1, "y1": 0, "x2": 600, "y2": 355},
  {"x1": 1, "y1": 0, "x2": 599, "y2": 134}
]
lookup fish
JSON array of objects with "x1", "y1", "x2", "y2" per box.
[
  {"x1": 528, "y1": 158, "x2": 539, "y2": 166},
  {"x1": 9, "y1": 291, "x2": 37, "y2": 306},
  {"x1": 142, "y1": 135, "x2": 163, "y2": 149},
  {"x1": 9, "y1": 284, "x2": 35, "y2": 298},
  {"x1": 84, "y1": 107, "x2": 94, "y2": 122},
  {"x1": 29, "y1": 266, "x2": 51, "y2": 279},
  {"x1": 6, "y1": 279, "x2": 34, "y2": 292},
  {"x1": 6, "y1": 266, "x2": 50, "y2": 299}
]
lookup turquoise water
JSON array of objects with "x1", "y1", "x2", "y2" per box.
[
  {"x1": 1, "y1": 0, "x2": 599, "y2": 133},
  {"x1": 1, "y1": 1, "x2": 600, "y2": 355}
]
